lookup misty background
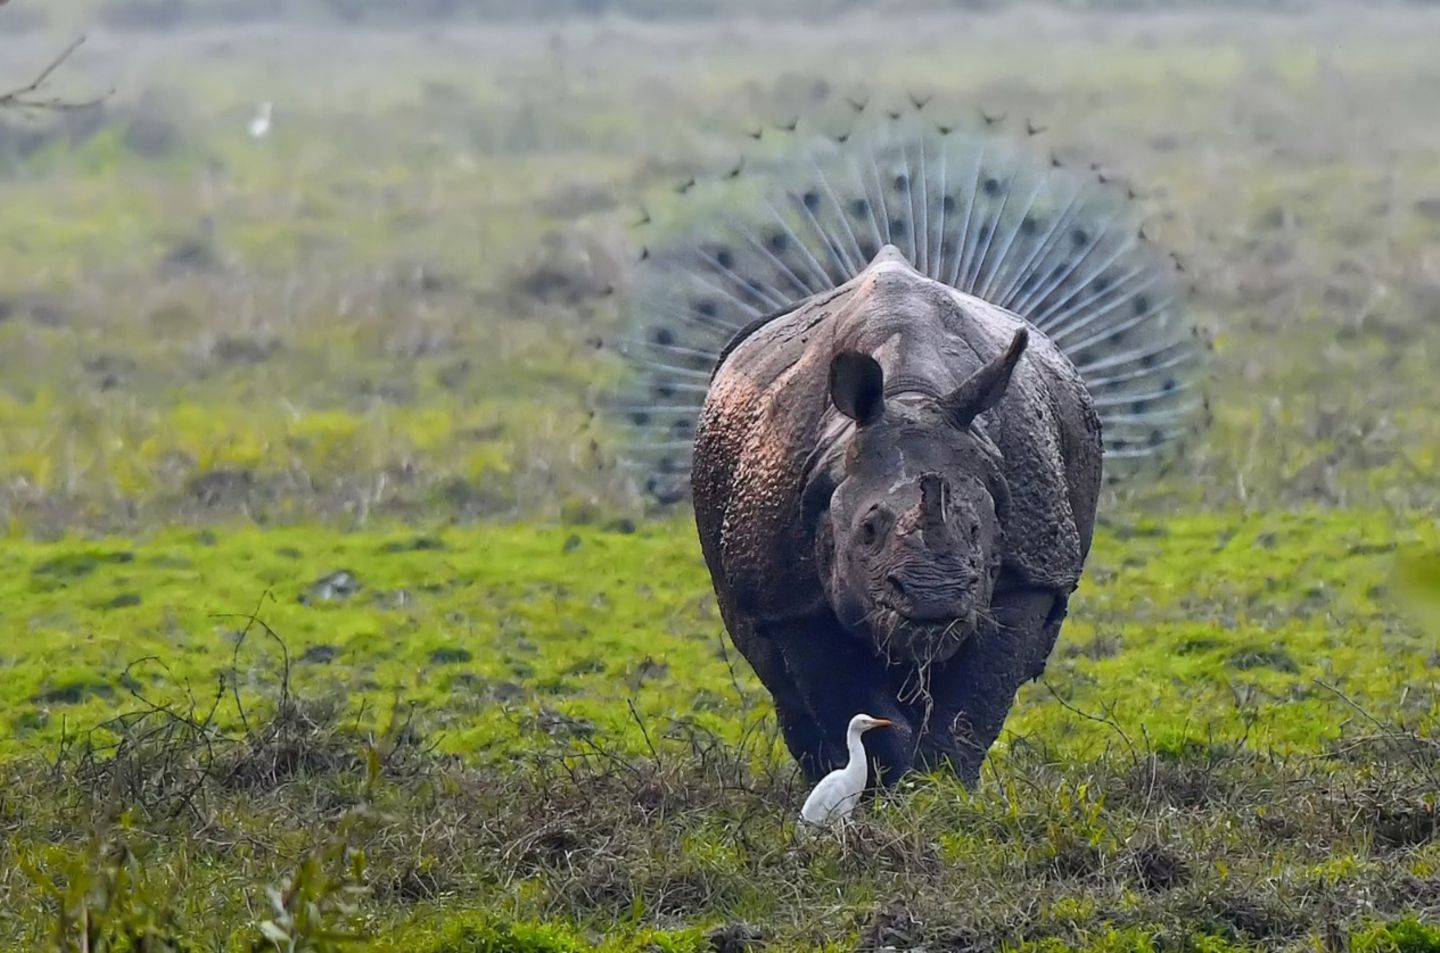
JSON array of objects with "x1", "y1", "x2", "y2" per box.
[{"x1": 0, "y1": 0, "x2": 1437, "y2": 537}]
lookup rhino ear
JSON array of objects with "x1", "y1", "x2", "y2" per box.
[
  {"x1": 942, "y1": 328, "x2": 1029, "y2": 430},
  {"x1": 830, "y1": 351, "x2": 885, "y2": 426}
]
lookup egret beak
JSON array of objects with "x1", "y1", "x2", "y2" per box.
[{"x1": 871, "y1": 718, "x2": 893, "y2": 728}]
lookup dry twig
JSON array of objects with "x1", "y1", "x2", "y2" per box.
[{"x1": 0, "y1": 37, "x2": 101, "y2": 112}]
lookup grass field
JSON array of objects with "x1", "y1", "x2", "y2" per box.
[{"x1": 2, "y1": 5, "x2": 1440, "y2": 951}]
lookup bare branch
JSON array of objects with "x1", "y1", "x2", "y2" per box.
[{"x1": 0, "y1": 36, "x2": 102, "y2": 112}]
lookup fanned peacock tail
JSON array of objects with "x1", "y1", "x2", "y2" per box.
[{"x1": 611, "y1": 96, "x2": 1209, "y2": 504}]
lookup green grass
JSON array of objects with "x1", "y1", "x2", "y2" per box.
[
  {"x1": 3, "y1": 510, "x2": 1438, "y2": 950},
  {"x1": 2, "y1": 510, "x2": 1437, "y2": 765},
  {"x1": 2, "y1": 6, "x2": 1440, "y2": 951}
]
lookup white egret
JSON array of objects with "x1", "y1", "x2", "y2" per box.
[
  {"x1": 248, "y1": 101, "x2": 273, "y2": 139},
  {"x1": 799, "y1": 713, "x2": 893, "y2": 827}
]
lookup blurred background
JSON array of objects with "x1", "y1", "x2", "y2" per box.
[{"x1": 1, "y1": 0, "x2": 1437, "y2": 540}]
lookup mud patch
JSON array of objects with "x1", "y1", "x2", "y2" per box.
[
  {"x1": 428, "y1": 647, "x2": 472, "y2": 665},
  {"x1": 1228, "y1": 646, "x2": 1299, "y2": 673},
  {"x1": 32, "y1": 551, "x2": 136, "y2": 590}
]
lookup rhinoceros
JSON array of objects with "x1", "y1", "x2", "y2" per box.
[
  {"x1": 614, "y1": 107, "x2": 1203, "y2": 785},
  {"x1": 690, "y1": 246, "x2": 1102, "y2": 784}
]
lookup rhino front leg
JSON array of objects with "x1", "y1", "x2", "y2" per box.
[
  {"x1": 732, "y1": 633, "x2": 831, "y2": 782},
  {"x1": 766, "y1": 618, "x2": 916, "y2": 786},
  {"x1": 916, "y1": 586, "x2": 1066, "y2": 785}
]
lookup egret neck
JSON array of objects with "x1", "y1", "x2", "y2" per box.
[{"x1": 839, "y1": 718, "x2": 870, "y2": 796}]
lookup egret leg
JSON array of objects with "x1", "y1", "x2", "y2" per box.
[{"x1": 916, "y1": 585, "x2": 1064, "y2": 785}]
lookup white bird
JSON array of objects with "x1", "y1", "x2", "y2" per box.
[
  {"x1": 799, "y1": 713, "x2": 893, "y2": 828},
  {"x1": 248, "y1": 101, "x2": 273, "y2": 139}
]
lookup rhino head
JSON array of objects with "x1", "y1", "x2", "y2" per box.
[{"x1": 805, "y1": 328, "x2": 1029, "y2": 666}]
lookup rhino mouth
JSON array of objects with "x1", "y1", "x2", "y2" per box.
[{"x1": 872, "y1": 604, "x2": 979, "y2": 664}]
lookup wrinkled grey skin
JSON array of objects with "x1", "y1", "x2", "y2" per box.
[{"x1": 691, "y1": 246, "x2": 1102, "y2": 787}]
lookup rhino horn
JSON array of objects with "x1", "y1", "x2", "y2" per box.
[
  {"x1": 940, "y1": 328, "x2": 1029, "y2": 430},
  {"x1": 829, "y1": 351, "x2": 885, "y2": 426},
  {"x1": 919, "y1": 472, "x2": 951, "y2": 542}
]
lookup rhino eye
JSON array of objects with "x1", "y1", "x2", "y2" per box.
[
  {"x1": 859, "y1": 508, "x2": 886, "y2": 547},
  {"x1": 970, "y1": 519, "x2": 980, "y2": 539}
]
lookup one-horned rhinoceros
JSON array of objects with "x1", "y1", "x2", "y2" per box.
[
  {"x1": 691, "y1": 247, "x2": 1100, "y2": 785},
  {"x1": 614, "y1": 106, "x2": 1205, "y2": 786}
]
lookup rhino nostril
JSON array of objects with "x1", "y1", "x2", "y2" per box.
[{"x1": 886, "y1": 574, "x2": 907, "y2": 601}]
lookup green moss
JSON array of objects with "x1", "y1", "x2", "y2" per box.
[
  {"x1": 381, "y1": 918, "x2": 586, "y2": 953},
  {"x1": 372, "y1": 915, "x2": 716, "y2": 953},
  {"x1": 1354, "y1": 919, "x2": 1440, "y2": 953},
  {"x1": 0, "y1": 508, "x2": 1432, "y2": 762}
]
